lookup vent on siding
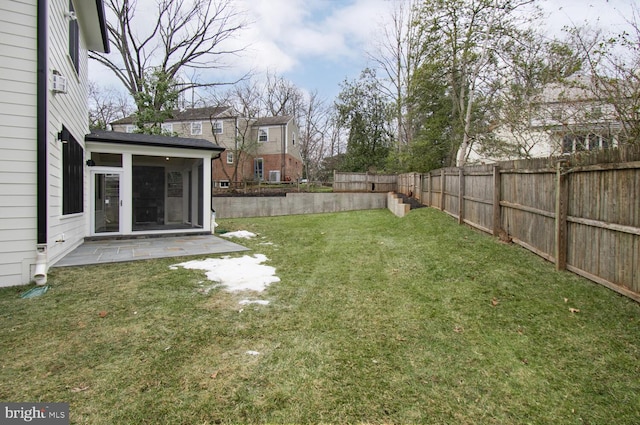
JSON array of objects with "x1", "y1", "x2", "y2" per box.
[{"x1": 52, "y1": 73, "x2": 68, "y2": 94}]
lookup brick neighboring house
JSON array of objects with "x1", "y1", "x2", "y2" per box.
[{"x1": 111, "y1": 107, "x2": 304, "y2": 188}]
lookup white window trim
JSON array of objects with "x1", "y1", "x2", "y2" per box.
[
  {"x1": 212, "y1": 121, "x2": 223, "y2": 134},
  {"x1": 125, "y1": 125, "x2": 135, "y2": 133},
  {"x1": 226, "y1": 152, "x2": 234, "y2": 164},
  {"x1": 219, "y1": 180, "x2": 230, "y2": 188},
  {"x1": 191, "y1": 121, "x2": 203, "y2": 135},
  {"x1": 161, "y1": 123, "x2": 173, "y2": 133}
]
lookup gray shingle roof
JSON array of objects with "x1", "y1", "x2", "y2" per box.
[
  {"x1": 254, "y1": 115, "x2": 294, "y2": 127},
  {"x1": 110, "y1": 106, "x2": 233, "y2": 125},
  {"x1": 85, "y1": 129, "x2": 225, "y2": 153}
]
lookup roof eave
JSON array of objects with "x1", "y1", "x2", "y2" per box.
[
  {"x1": 85, "y1": 132, "x2": 225, "y2": 153},
  {"x1": 74, "y1": 0, "x2": 110, "y2": 53}
]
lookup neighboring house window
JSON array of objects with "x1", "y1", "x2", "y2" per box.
[
  {"x1": 61, "y1": 126, "x2": 83, "y2": 215},
  {"x1": 68, "y1": 0, "x2": 79, "y2": 74},
  {"x1": 254, "y1": 158, "x2": 264, "y2": 181},
  {"x1": 258, "y1": 128, "x2": 268, "y2": 142},
  {"x1": 125, "y1": 125, "x2": 135, "y2": 133},
  {"x1": 212, "y1": 121, "x2": 223, "y2": 134},
  {"x1": 562, "y1": 133, "x2": 612, "y2": 153},
  {"x1": 220, "y1": 180, "x2": 230, "y2": 188},
  {"x1": 191, "y1": 122, "x2": 203, "y2": 135},
  {"x1": 161, "y1": 123, "x2": 173, "y2": 133},
  {"x1": 226, "y1": 152, "x2": 234, "y2": 164}
]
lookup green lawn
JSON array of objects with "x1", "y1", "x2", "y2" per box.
[{"x1": 1, "y1": 208, "x2": 639, "y2": 424}]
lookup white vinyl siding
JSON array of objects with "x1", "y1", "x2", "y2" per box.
[
  {"x1": 46, "y1": 0, "x2": 91, "y2": 269},
  {"x1": 0, "y1": 0, "x2": 38, "y2": 286}
]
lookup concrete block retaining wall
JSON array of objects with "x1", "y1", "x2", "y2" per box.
[
  {"x1": 213, "y1": 192, "x2": 388, "y2": 219},
  {"x1": 387, "y1": 192, "x2": 410, "y2": 218}
]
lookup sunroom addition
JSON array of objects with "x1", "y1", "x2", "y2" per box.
[{"x1": 85, "y1": 130, "x2": 224, "y2": 237}]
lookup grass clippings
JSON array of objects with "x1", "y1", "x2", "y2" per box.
[{"x1": 0, "y1": 208, "x2": 638, "y2": 424}]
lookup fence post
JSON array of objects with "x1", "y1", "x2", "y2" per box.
[
  {"x1": 555, "y1": 160, "x2": 569, "y2": 270},
  {"x1": 492, "y1": 165, "x2": 501, "y2": 236},
  {"x1": 440, "y1": 169, "x2": 445, "y2": 211},
  {"x1": 458, "y1": 167, "x2": 465, "y2": 224},
  {"x1": 427, "y1": 173, "x2": 432, "y2": 207}
]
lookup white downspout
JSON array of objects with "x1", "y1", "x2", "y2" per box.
[{"x1": 33, "y1": 245, "x2": 48, "y2": 286}]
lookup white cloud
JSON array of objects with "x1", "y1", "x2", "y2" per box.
[
  {"x1": 230, "y1": 0, "x2": 392, "y2": 74},
  {"x1": 90, "y1": 0, "x2": 637, "y2": 102}
]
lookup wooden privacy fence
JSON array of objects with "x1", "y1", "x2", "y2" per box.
[
  {"x1": 398, "y1": 148, "x2": 640, "y2": 302},
  {"x1": 333, "y1": 171, "x2": 397, "y2": 192}
]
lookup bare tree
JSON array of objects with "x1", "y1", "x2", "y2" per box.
[
  {"x1": 263, "y1": 71, "x2": 305, "y2": 118},
  {"x1": 209, "y1": 86, "x2": 261, "y2": 184},
  {"x1": 88, "y1": 82, "x2": 135, "y2": 130},
  {"x1": 567, "y1": 9, "x2": 640, "y2": 145},
  {"x1": 413, "y1": 0, "x2": 540, "y2": 166},
  {"x1": 368, "y1": 0, "x2": 424, "y2": 151},
  {"x1": 297, "y1": 90, "x2": 332, "y2": 181},
  {"x1": 90, "y1": 0, "x2": 249, "y2": 108}
]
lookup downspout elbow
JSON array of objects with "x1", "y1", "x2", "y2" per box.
[{"x1": 33, "y1": 245, "x2": 48, "y2": 286}]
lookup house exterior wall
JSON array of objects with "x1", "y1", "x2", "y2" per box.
[
  {"x1": 46, "y1": 0, "x2": 93, "y2": 267},
  {"x1": 113, "y1": 111, "x2": 305, "y2": 184},
  {"x1": 0, "y1": 0, "x2": 38, "y2": 286},
  {"x1": 254, "y1": 122, "x2": 303, "y2": 182},
  {"x1": 467, "y1": 76, "x2": 625, "y2": 165},
  {"x1": 0, "y1": 0, "x2": 99, "y2": 286}
]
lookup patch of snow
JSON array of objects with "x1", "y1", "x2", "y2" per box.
[
  {"x1": 245, "y1": 350, "x2": 260, "y2": 356},
  {"x1": 258, "y1": 242, "x2": 274, "y2": 246},
  {"x1": 239, "y1": 299, "x2": 270, "y2": 306},
  {"x1": 173, "y1": 254, "x2": 280, "y2": 292},
  {"x1": 220, "y1": 230, "x2": 256, "y2": 239}
]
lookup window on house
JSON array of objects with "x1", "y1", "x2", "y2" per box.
[
  {"x1": 562, "y1": 135, "x2": 574, "y2": 153},
  {"x1": 125, "y1": 125, "x2": 135, "y2": 133},
  {"x1": 212, "y1": 121, "x2": 223, "y2": 134},
  {"x1": 226, "y1": 152, "x2": 233, "y2": 164},
  {"x1": 551, "y1": 106, "x2": 563, "y2": 121},
  {"x1": 61, "y1": 126, "x2": 84, "y2": 215},
  {"x1": 258, "y1": 129, "x2": 268, "y2": 142},
  {"x1": 220, "y1": 180, "x2": 230, "y2": 188},
  {"x1": 254, "y1": 158, "x2": 264, "y2": 181},
  {"x1": 91, "y1": 152, "x2": 122, "y2": 167},
  {"x1": 161, "y1": 123, "x2": 173, "y2": 133},
  {"x1": 589, "y1": 106, "x2": 603, "y2": 120},
  {"x1": 191, "y1": 122, "x2": 203, "y2": 135},
  {"x1": 68, "y1": 0, "x2": 79, "y2": 74},
  {"x1": 562, "y1": 133, "x2": 612, "y2": 153}
]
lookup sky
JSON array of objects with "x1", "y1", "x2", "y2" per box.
[{"x1": 89, "y1": 0, "x2": 638, "y2": 105}]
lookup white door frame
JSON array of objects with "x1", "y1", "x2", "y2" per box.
[{"x1": 90, "y1": 168, "x2": 124, "y2": 236}]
